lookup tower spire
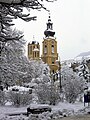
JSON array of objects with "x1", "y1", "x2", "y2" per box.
[{"x1": 44, "y1": 13, "x2": 55, "y2": 37}]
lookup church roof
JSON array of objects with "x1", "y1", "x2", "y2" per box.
[{"x1": 29, "y1": 41, "x2": 39, "y2": 45}]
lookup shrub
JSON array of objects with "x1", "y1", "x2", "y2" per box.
[
  {"x1": 8, "y1": 91, "x2": 32, "y2": 106},
  {"x1": 0, "y1": 90, "x2": 6, "y2": 105}
]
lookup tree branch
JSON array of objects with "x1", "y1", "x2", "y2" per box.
[{"x1": 0, "y1": 0, "x2": 25, "y2": 5}]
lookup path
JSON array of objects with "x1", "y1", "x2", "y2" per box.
[{"x1": 55, "y1": 114, "x2": 90, "y2": 120}]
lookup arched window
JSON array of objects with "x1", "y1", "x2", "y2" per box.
[
  {"x1": 35, "y1": 52, "x2": 36, "y2": 57},
  {"x1": 44, "y1": 45, "x2": 47, "y2": 53},
  {"x1": 37, "y1": 52, "x2": 39, "y2": 57},
  {"x1": 52, "y1": 45, "x2": 54, "y2": 53}
]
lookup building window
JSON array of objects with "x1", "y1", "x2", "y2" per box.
[
  {"x1": 44, "y1": 45, "x2": 47, "y2": 54},
  {"x1": 35, "y1": 52, "x2": 36, "y2": 57},
  {"x1": 52, "y1": 45, "x2": 54, "y2": 53},
  {"x1": 52, "y1": 58, "x2": 55, "y2": 64},
  {"x1": 37, "y1": 52, "x2": 39, "y2": 57},
  {"x1": 37, "y1": 45, "x2": 39, "y2": 49}
]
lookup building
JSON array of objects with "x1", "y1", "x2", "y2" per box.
[
  {"x1": 28, "y1": 15, "x2": 59, "y2": 73},
  {"x1": 41, "y1": 15, "x2": 58, "y2": 73},
  {"x1": 28, "y1": 41, "x2": 40, "y2": 60}
]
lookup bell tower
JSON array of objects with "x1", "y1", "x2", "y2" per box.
[
  {"x1": 41, "y1": 15, "x2": 58, "y2": 73},
  {"x1": 28, "y1": 41, "x2": 40, "y2": 60}
]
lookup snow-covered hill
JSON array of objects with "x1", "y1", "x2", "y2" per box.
[
  {"x1": 76, "y1": 51, "x2": 90, "y2": 58},
  {"x1": 77, "y1": 51, "x2": 90, "y2": 57},
  {"x1": 61, "y1": 51, "x2": 90, "y2": 65},
  {"x1": 75, "y1": 51, "x2": 90, "y2": 60}
]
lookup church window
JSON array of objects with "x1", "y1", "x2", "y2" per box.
[
  {"x1": 37, "y1": 52, "x2": 39, "y2": 57},
  {"x1": 33, "y1": 46, "x2": 35, "y2": 50},
  {"x1": 44, "y1": 45, "x2": 47, "y2": 53},
  {"x1": 35, "y1": 52, "x2": 36, "y2": 57},
  {"x1": 52, "y1": 58, "x2": 55, "y2": 64},
  {"x1": 37, "y1": 45, "x2": 39, "y2": 49},
  {"x1": 52, "y1": 45, "x2": 54, "y2": 53}
]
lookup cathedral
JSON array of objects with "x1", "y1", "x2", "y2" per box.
[{"x1": 28, "y1": 15, "x2": 59, "y2": 73}]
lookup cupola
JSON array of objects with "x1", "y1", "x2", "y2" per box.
[{"x1": 44, "y1": 15, "x2": 55, "y2": 37}]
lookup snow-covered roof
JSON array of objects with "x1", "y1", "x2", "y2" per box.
[
  {"x1": 7, "y1": 85, "x2": 30, "y2": 92},
  {"x1": 29, "y1": 41, "x2": 39, "y2": 45},
  {"x1": 44, "y1": 36, "x2": 56, "y2": 40}
]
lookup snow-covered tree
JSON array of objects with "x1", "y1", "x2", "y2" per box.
[
  {"x1": 0, "y1": 90, "x2": 5, "y2": 105},
  {"x1": 0, "y1": 0, "x2": 56, "y2": 54},
  {"x1": 86, "y1": 59, "x2": 90, "y2": 82},
  {"x1": 61, "y1": 65, "x2": 85, "y2": 103},
  {"x1": 30, "y1": 60, "x2": 50, "y2": 79},
  {"x1": 71, "y1": 59, "x2": 90, "y2": 83},
  {"x1": 36, "y1": 81, "x2": 59, "y2": 105},
  {"x1": 30, "y1": 62, "x2": 60, "y2": 105},
  {"x1": 8, "y1": 90, "x2": 32, "y2": 106},
  {"x1": 78, "y1": 59, "x2": 90, "y2": 82},
  {"x1": 0, "y1": 28, "x2": 34, "y2": 87}
]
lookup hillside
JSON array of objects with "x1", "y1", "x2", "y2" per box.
[
  {"x1": 74, "y1": 51, "x2": 90, "y2": 60},
  {"x1": 76, "y1": 51, "x2": 90, "y2": 57}
]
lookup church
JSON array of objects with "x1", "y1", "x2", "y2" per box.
[{"x1": 28, "y1": 15, "x2": 60, "y2": 73}]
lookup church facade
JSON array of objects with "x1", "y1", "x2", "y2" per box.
[{"x1": 28, "y1": 16, "x2": 59, "y2": 73}]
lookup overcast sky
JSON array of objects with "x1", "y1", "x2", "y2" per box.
[{"x1": 14, "y1": 0, "x2": 90, "y2": 61}]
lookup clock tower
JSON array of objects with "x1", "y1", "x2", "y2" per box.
[{"x1": 41, "y1": 15, "x2": 58, "y2": 73}]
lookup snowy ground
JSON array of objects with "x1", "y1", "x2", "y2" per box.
[{"x1": 0, "y1": 102, "x2": 90, "y2": 120}]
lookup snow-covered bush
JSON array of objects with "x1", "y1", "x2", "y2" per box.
[
  {"x1": 0, "y1": 90, "x2": 6, "y2": 105},
  {"x1": 36, "y1": 78, "x2": 60, "y2": 105},
  {"x1": 61, "y1": 65, "x2": 85, "y2": 103},
  {"x1": 64, "y1": 79, "x2": 82, "y2": 103},
  {"x1": 30, "y1": 60, "x2": 50, "y2": 79},
  {"x1": 30, "y1": 62, "x2": 60, "y2": 105},
  {"x1": 8, "y1": 90, "x2": 32, "y2": 106}
]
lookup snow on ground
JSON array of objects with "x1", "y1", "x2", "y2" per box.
[
  {"x1": 0, "y1": 106, "x2": 28, "y2": 120},
  {"x1": 52, "y1": 102, "x2": 85, "y2": 113},
  {"x1": 0, "y1": 106, "x2": 27, "y2": 115},
  {"x1": 0, "y1": 102, "x2": 90, "y2": 120}
]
